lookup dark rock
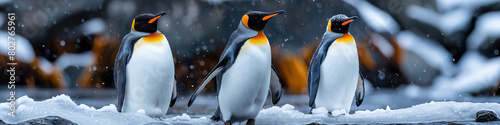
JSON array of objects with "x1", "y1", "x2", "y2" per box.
[
  {"x1": 16, "y1": 116, "x2": 77, "y2": 125},
  {"x1": 476, "y1": 110, "x2": 500, "y2": 122},
  {"x1": 0, "y1": 119, "x2": 7, "y2": 125},
  {"x1": 143, "y1": 122, "x2": 171, "y2": 125}
]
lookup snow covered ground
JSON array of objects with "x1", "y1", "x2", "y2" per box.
[{"x1": 1, "y1": 89, "x2": 499, "y2": 124}]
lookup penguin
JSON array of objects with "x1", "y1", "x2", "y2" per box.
[
  {"x1": 114, "y1": 11, "x2": 177, "y2": 117},
  {"x1": 307, "y1": 14, "x2": 365, "y2": 114},
  {"x1": 188, "y1": 10, "x2": 285, "y2": 125}
]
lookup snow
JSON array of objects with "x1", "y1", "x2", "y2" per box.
[
  {"x1": 408, "y1": 0, "x2": 499, "y2": 35},
  {"x1": 466, "y1": 12, "x2": 500, "y2": 50},
  {"x1": 436, "y1": 0, "x2": 499, "y2": 12},
  {"x1": 396, "y1": 31, "x2": 455, "y2": 76},
  {"x1": 55, "y1": 51, "x2": 95, "y2": 71},
  {"x1": 430, "y1": 52, "x2": 500, "y2": 99},
  {"x1": 1, "y1": 94, "x2": 499, "y2": 124},
  {"x1": 371, "y1": 34, "x2": 395, "y2": 57},
  {"x1": 78, "y1": 18, "x2": 106, "y2": 36},
  {"x1": 345, "y1": 0, "x2": 400, "y2": 35},
  {"x1": 38, "y1": 56, "x2": 54, "y2": 74},
  {"x1": 406, "y1": 5, "x2": 471, "y2": 35},
  {"x1": 0, "y1": 31, "x2": 36, "y2": 63}
]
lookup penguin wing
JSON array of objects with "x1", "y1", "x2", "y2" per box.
[
  {"x1": 269, "y1": 66, "x2": 283, "y2": 105},
  {"x1": 188, "y1": 22, "x2": 257, "y2": 107},
  {"x1": 188, "y1": 63, "x2": 223, "y2": 107},
  {"x1": 170, "y1": 75, "x2": 177, "y2": 108},
  {"x1": 114, "y1": 32, "x2": 148, "y2": 112},
  {"x1": 355, "y1": 71, "x2": 365, "y2": 107},
  {"x1": 307, "y1": 32, "x2": 343, "y2": 107}
]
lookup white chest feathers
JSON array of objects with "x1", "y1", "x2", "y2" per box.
[
  {"x1": 315, "y1": 41, "x2": 359, "y2": 113},
  {"x1": 218, "y1": 41, "x2": 272, "y2": 122},
  {"x1": 122, "y1": 34, "x2": 175, "y2": 117}
]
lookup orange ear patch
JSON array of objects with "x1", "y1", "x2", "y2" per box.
[
  {"x1": 131, "y1": 19, "x2": 136, "y2": 31},
  {"x1": 242, "y1": 15, "x2": 250, "y2": 28},
  {"x1": 327, "y1": 21, "x2": 333, "y2": 32},
  {"x1": 336, "y1": 33, "x2": 354, "y2": 43}
]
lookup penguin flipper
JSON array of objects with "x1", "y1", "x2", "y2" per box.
[
  {"x1": 307, "y1": 51, "x2": 322, "y2": 107},
  {"x1": 188, "y1": 65, "x2": 223, "y2": 107},
  {"x1": 169, "y1": 75, "x2": 177, "y2": 108},
  {"x1": 114, "y1": 32, "x2": 144, "y2": 112},
  {"x1": 210, "y1": 106, "x2": 223, "y2": 121},
  {"x1": 307, "y1": 31, "x2": 343, "y2": 107},
  {"x1": 270, "y1": 65, "x2": 282, "y2": 105},
  {"x1": 355, "y1": 71, "x2": 365, "y2": 107}
]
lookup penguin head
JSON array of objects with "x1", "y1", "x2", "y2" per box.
[
  {"x1": 241, "y1": 10, "x2": 286, "y2": 31},
  {"x1": 327, "y1": 14, "x2": 358, "y2": 33},
  {"x1": 131, "y1": 11, "x2": 166, "y2": 33}
]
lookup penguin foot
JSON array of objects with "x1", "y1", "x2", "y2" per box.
[
  {"x1": 246, "y1": 119, "x2": 255, "y2": 125},
  {"x1": 224, "y1": 120, "x2": 232, "y2": 125}
]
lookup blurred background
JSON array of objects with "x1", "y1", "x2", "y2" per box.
[{"x1": 1, "y1": 0, "x2": 500, "y2": 114}]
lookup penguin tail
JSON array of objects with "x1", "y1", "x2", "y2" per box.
[{"x1": 211, "y1": 107, "x2": 223, "y2": 121}]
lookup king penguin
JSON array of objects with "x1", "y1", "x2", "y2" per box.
[
  {"x1": 307, "y1": 14, "x2": 365, "y2": 114},
  {"x1": 114, "y1": 11, "x2": 177, "y2": 117},
  {"x1": 188, "y1": 10, "x2": 285, "y2": 125}
]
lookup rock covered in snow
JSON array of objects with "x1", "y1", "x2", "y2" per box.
[
  {"x1": 476, "y1": 110, "x2": 500, "y2": 122},
  {"x1": 16, "y1": 116, "x2": 77, "y2": 125}
]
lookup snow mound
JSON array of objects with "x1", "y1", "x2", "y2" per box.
[
  {"x1": 1, "y1": 95, "x2": 500, "y2": 124},
  {"x1": 345, "y1": 0, "x2": 400, "y2": 35},
  {"x1": 466, "y1": 11, "x2": 500, "y2": 50},
  {"x1": 0, "y1": 31, "x2": 35, "y2": 63}
]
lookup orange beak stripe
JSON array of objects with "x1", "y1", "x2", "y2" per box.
[
  {"x1": 342, "y1": 19, "x2": 353, "y2": 26},
  {"x1": 148, "y1": 16, "x2": 161, "y2": 23},
  {"x1": 262, "y1": 14, "x2": 278, "y2": 21}
]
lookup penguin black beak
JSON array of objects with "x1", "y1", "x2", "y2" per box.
[
  {"x1": 262, "y1": 10, "x2": 286, "y2": 21},
  {"x1": 341, "y1": 16, "x2": 358, "y2": 26},
  {"x1": 148, "y1": 11, "x2": 167, "y2": 23}
]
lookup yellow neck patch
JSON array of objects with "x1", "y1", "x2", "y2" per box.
[
  {"x1": 336, "y1": 33, "x2": 354, "y2": 43},
  {"x1": 142, "y1": 33, "x2": 164, "y2": 43},
  {"x1": 248, "y1": 31, "x2": 268, "y2": 45}
]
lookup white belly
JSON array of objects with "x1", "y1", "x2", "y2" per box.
[
  {"x1": 122, "y1": 38, "x2": 175, "y2": 117},
  {"x1": 218, "y1": 42, "x2": 271, "y2": 122},
  {"x1": 315, "y1": 41, "x2": 359, "y2": 113}
]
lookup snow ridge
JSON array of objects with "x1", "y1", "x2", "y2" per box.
[{"x1": 1, "y1": 95, "x2": 499, "y2": 124}]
